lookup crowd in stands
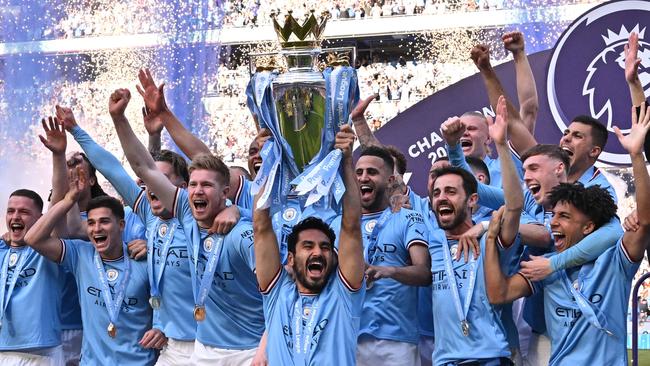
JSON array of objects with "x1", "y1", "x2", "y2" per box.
[{"x1": 0, "y1": 0, "x2": 604, "y2": 41}]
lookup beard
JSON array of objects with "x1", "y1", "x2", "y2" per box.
[
  {"x1": 435, "y1": 204, "x2": 470, "y2": 231},
  {"x1": 292, "y1": 259, "x2": 332, "y2": 293}
]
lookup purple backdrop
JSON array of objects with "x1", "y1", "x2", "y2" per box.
[{"x1": 374, "y1": 0, "x2": 650, "y2": 196}]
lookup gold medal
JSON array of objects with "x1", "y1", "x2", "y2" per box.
[
  {"x1": 194, "y1": 306, "x2": 206, "y2": 322},
  {"x1": 107, "y1": 322, "x2": 117, "y2": 338}
]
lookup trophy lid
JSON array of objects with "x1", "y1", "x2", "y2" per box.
[{"x1": 272, "y1": 10, "x2": 330, "y2": 49}]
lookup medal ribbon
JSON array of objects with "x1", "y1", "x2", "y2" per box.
[
  {"x1": 147, "y1": 221, "x2": 176, "y2": 299},
  {"x1": 366, "y1": 208, "x2": 392, "y2": 264},
  {"x1": 441, "y1": 237, "x2": 477, "y2": 334},
  {"x1": 94, "y1": 244, "x2": 131, "y2": 327},
  {"x1": 559, "y1": 267, "x2": 614, "y2": 337},
  {"x1": 194, "y1": 234, "x2": 224, "y2": 308},
  {"x1": 292, "y1": 295, "x2": 320, "y2": 366},
  {"x1": 0, "y1": 248, "x2": 28, "y2": 325}
]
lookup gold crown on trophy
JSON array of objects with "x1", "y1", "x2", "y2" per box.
[{"x1": 271, "y1": 10, "x2": 330, "y2": 49}]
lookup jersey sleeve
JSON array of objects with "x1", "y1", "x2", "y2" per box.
[
  {"x1": 333, "y1": 269, "x2": 366, "y2": 316},
  {"x1": 235, "y1": 224, "x2": 256, "y2": 272},
  {"x1": 122, "y1": 207, "x2": 147, "y2": 242},
  {"x1": 614, "y1": 238, "x2": 642, "y2": 279},
  {"x1": 60, "y1": 239, "x2": 83, "y2": 274},
  {"x1": 402, "y1": 210, "x2": 428, "y2": 250},
  {"x1": 447, "y1": 143, "x2": 473, "y2": 174},
  {"x1": 71, "y1": 125, "x2": 143, "y2": 207},
  {"x1": 235, "y1": 177, "x2": 254, "y2": 210},
  {"x1": 261, "y1": 267, "x2": 287, "y2": 323},
  {"x1": 173, "y1": 188, "x2": 193, "y2": 229},
  {"x1": 549, "y1": 216, "x2": 623, "y2": 271}
]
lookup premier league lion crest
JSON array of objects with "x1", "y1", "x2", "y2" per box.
[{"x1": 547, "y1": 0, "x2": 650, "y2": 165}]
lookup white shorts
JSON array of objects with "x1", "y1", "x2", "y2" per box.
[
  {"x1": 0, "y1": 346, "x2": 64, "y2": 366},
  {"x1": 418, "y1": 336, "x2": 434, "y2": 366},
  {"x1": 155, "y1": 339, "x2": 195, "y2": 366},
  {"x1": 189, "y1": 340, "x2": 257, "y2": 366},
  {"x1": 523, "y1": 333, "x2": 550, "y2": 366},
  {"x1": 61, "y1": 329, "x2": 82, "y2": 366},
  {"x1": 356, "y1": 337, "x2": 420, "y2": 366}
]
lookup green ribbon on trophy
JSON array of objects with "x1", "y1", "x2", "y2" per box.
[{"x1": 246, "y1": 10, "x2": 359, "y2": 212}]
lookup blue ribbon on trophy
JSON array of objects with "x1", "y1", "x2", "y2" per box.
[{"x1": 245, "y1": 10, "x2": 359, "y2": 213}]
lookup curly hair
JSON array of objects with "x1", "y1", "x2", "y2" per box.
[{"x1": 548, "y1": 183, "x2": 617, "y2": 229}]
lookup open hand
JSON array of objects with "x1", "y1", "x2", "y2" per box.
[
  {"x1": 38, "y1": 116, "x2": 67, "y2": 155},
  {"x1": 65, "y1": 166, "x2": 87, "y2": 203},
  {"x1": 614, "y1": 105, "x2": 650, "y2": 155},
  {"x1": 136, "y1": 68, "x2": 168, "y2": 118},
  {"x1": 488, "y1": 95, "x2": 508, "y2": 145},
  {"x1": 55, "y1": 105, "x2": 78, "y2": 132},
  {"x1": 624, "y1": 32, "x2": 641, "y2": 84}
]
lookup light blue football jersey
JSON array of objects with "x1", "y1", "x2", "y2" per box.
[
  {"x1": 0, "y1": 242, "x2": 66, "y2": 350},
  {"x1": 61, "y1": 239, "x2": 155, "y2": 366},
  {"x1": 72, "y1": 124, "x2": 196, "y2": 341},
  {"x1": 529, "y1": 239, "x2": 638, "y2": 365},
  {"x1": 404, "y1": 188, "x2": 437, "y2": 339},
  {"x1": 429, "y1": 231, "x2": 511, "y2": 364},
  {"x1": 234, "y1": 176, "x2": 254, "y2": 210},
  {"x1": 174, "y1": 189, "x2": 264, "y2": 349},
  {"x1": 331, "y1": 208, "x2": 428, "y2": 344},
  {"x1": 133, "y1": 192, "x2": 195, "y2": 341},
  {"x1": 263, "y1": 268, "x2": 365, "y2": 365},
  {"x1": 63, "y1": 207, "x2": 146, "y2": 331}
]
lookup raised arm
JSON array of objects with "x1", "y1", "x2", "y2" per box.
[
  {"x1": 39, "y1": 116, "x2": 68, "y2": 206},
  {"x1": 618, "y1": 105, "x2": 650, "y2": 261},
  {"x1": 350, "y1": 94, "x2": 381, "y2": 148},
  {"x1": 38, "y1": 115, "x2": 84, "y2": 238},
  {"x1": 252, "y1": 187, "x2": 282, "y2": 291},
  {"x1": 503, "y1": 31, "x2": 538, "y2": 133},
  {"x1": 470, "y1": 44, "x2": 536, "y2": 155},
  {"x1": 24, "y1": 167, "x2": 86, "y2": 262},
  {"x1": 625, "y1": 32, "x2": 646, "y2": 107},
  {"x1": 58, "y1": 105, "x2": 142, "y2": 208},
  {"x1": 143, "y1": 106, "x2": 163, "y2": 155},
  {"x1": 490, "y1": 95, "x2": 523, "y2": 245},
  {"x1": 441, "y1": 118, "x2": 506, "y2": 210},
  {"x1": 136, "y1": 69, "x2": 211, "y2": 159},
  {"x1": 483, "y1": 207, "x2": 532, "y2": 304},
  {"x1": 108, "y1": 88, "x2": 177, "y2": 213},
  {"x1": 335, "y1": 125, "x2": 365, "y2": 289}
]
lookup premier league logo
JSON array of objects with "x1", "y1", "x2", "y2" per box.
[
  {"x1": 547, "y1": 0, "x2": 650, "y2": 164},
  {"x1": 106, "y1": 269, "x2": 119, "y2": 281}
]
